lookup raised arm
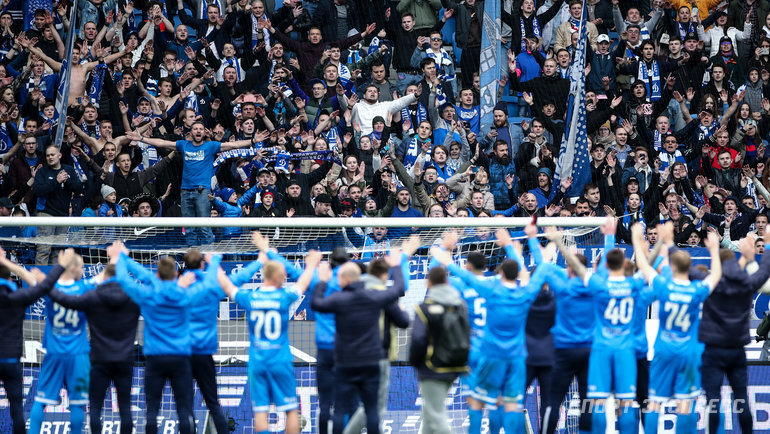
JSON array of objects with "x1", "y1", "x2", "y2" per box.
[
  {"x1": 546, "y1": 228, "x2": 588, "y2": 280},
  {"x1": 631, "y1": 222, "x2": 657, "y2": 282},
  {"x1": 294, "y1": 250, "x2": 322, "y2": 294},
  {"x1": 220, "y1": 130, "x2": 268, "y2": 151},
  {"x1": 703, "y1": 230, "x2": 722, "y2": 291},
  {"x1": 0, "y1": 247, "x2": 38, "y2": 285},
  {"x1": 0, "y1": 250, "x2": 75, "y2": 305},
  {"x1": 125, "y1": 130, "x2": 177, "y2": 149}
]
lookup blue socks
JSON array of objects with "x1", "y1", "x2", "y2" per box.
[
  {"x1": 644, "y1": 410, "x2": 659, "y2": 434},
  {"x1": 69, "y1": 406, "x2": 85, "y2": 434},
  {"x1": 29, "y1": 402, "x2": 44, "y2": 434},
  {"x1": 618, "y1": 406, "x2": 636, "y2": 433},
  {"x1": 468, "y1": 408, "x2": 482, "y2": 434},
  {"x1": 503, "y1": 411, "x2": 525, "y2": 434},
  {"x1": 489, "y1": 406, "x2": 503, "y2": 434},
  {"x1": 591, "y1": 403, "x2": 607, "y2": 434}
]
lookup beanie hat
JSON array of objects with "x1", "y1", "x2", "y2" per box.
[
  {"x1": 217, "y1": 187, "x2": 236, "y2": 202},
  {"x1": 493, "y1": 101, "x2": 508, "y2": 115},
  {"x1": 101, "y1": 185, "x2": 116, "y2": 199}
]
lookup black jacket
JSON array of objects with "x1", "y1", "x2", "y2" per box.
[
  {"x1": 33, "y1": 164, "x2": 85, "y2": 216},
  {"x1": 311, "y1": 266, "x2": 404, "y2": 367},
  {"x1": 697, "y1": 251, "x2": 770, "y2": 347},
  {"x1": 0, "y1": 266, "x2": 64, "y2": 359},
  {"x1": 525, "y1": 288, "x2": 555, "y2": 367},
  {"x1": 48, "y1": 279, "x2": 140, "y2": 363},
  {"x1": 311, "y1": 0, "x2": 361, "y2": 44}
]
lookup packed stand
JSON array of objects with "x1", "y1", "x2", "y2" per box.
[{"x1": 0, "y1": 0, "x2": 764, "y2": 254}]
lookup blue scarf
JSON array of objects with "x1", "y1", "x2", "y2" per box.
[
  {"x1": 521, "y1": 15, "x2": 541, "y2": 52},
  {"x1": 677, "y1": 21, "x2": 695, "y2": 39},
  {"x1": 622, "y1": 197, "x2": 645, "y2": 230},
  {"x1": 213, "y1": 148, "x2": 342, "y2": 168},
  {"x1": 89, "y1": 63, "x2": 108, "y2": 107},
  {"x1": 81, "y1": 120, "x2": 101, "y2": 140},
  {"x1": 400, "y1": 103, "x2": 428, "y2": 135},
  {"x1": 638, "y1": 60, "x2": 661, "y2": 101},
  {"x1": 569, "y1": 16, "x2": 580, "y2": 33},
  {"x1": 403, "y1": 136, "x2": 431, "y2": 173}
]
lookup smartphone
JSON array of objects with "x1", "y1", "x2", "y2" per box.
[
  {"x1": 472, "y1": 166, "x2": 479, "y2": 173},
  {"x1": 762, "y1": 48, "x2": 769, "y2": 56}
]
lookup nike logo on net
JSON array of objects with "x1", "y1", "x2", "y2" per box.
[{"x1": 133, "y1": 227, "x2": 157, "y2": 236}]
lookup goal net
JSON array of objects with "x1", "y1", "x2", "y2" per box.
[{"x1": 1, "y1": 216, "x2": 607, "y2": 434}]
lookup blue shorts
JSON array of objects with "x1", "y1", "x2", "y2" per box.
[
  {"x1": 587, "y1": 347, "x2": 636, "y2": 400},
  {"x1": 249, "y1": 362, "x2": 298, "y2": 413},
  {"x1": 649, "y1": 348, "x2": 701, "y2": 401},
  {"x1": 461, "y1": 349, "x2": 482, "y2": 396},
  {"x1": 471, "y1": 355, "x2": 526, "y2": 405},
  {"x1": 35, "y1": 353, "x2": 90, "y2": 405}
]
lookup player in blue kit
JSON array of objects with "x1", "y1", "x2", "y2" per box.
[
  {"x1": 633, "y1": 222, "x2": 722, "y2": 433},
  {"x1": 29, "y1": 251, "x2": 102, "y2": 434},
  {"x1": 530, "y1": 220, "x2": 617, "y2": 434},
  {"x1": 547, "y1": 227, "x2": 648, "y2": 434},
  {"x1": 428, "y1": 231, "x2": 497, "y2": 434},
  {"x1": 217, "y1": 247, "x2": 321, "y2": 434},
  {"x1": 431, "y1": 233, "x2": 541, "y2": 434}
]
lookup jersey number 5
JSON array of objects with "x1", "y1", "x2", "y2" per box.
[
  {"x1": 251, "y1": 310, "x2": 281, "y2": 340},
  {"x1": 604, "y1": 297, "x2": 633, "y2": 325},
  {"x1": 52, "y1": 303, "x2": 80, "y2": 328}
]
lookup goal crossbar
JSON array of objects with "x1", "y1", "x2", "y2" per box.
[{"x1": 0, "y1": 216, "x2": 609, "y2": 228}]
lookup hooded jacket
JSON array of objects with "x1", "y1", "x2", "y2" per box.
[
  {"x1": 360, "y1": 273, "x2": 410, "y2": 360},
  {"x1": 48, "y1": 278, "x2": 141, "y2": 362},
  {"x1": 409, "y1": 283, "x2": 466, "y2": 381}
]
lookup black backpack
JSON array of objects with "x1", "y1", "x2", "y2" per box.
[{"x1": 416, "y1": 300, "x2": 471, "y2": 373}]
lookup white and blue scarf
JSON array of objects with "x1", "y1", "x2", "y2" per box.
[
  {"x1": 677, "y1": 21, "x2": 695, "y2": 39},
  {"x1": 81, "y1": 120, "x2": 101, "y2": 140},
  {"x1": 251, "y1": 14, "x2": 270, "y2": 50},
  {"x1": 403, "y1": 136, "x2": 431, "y2": 173},
  {"x1": 637, "y1": 60, "x2": 661, "y2": 101},
  {"x1": 400, "y1": 103, "x2": 428, "y2": 135},
  {"x1": 521, "y1": 15, "x2": 541, "y2": 51}
]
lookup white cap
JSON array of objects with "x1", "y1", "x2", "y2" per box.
[{"x1": 597, "y1": 34, "x2": 611, "y2": 43}]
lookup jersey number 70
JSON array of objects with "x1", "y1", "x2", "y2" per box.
[{"x1": 251, "y1": 310, "x2": 281, "y2": 340}]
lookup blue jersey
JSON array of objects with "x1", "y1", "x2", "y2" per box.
[
  {"x1": 235, "y1": 286, "x2": 299, "y2": 365},
  {"x1": 580, "y1": 274, "x2": 647, "y2": 350},
  {"x1": 529, "y1": 263, "x2": 595, "y2": 348},
  {"x1": 42, "y1": 279, "x2": 96, "y2": 355},
  {"x1": 651, "y1": 274, "x2": 710, "y2": 353},
  {"x1": 450, "y1": 276, "x2": 486, "y2": 352},
  {"x1": 479, "y1": 281, "x2": 540, "y2": 357},
  {"x1": 188, "y1": 258, "x2": 225, "y2": 354}
]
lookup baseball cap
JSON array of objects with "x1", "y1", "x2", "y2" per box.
[{"x1": 597, "y1": 34, "x2": 611, "y2": 44}]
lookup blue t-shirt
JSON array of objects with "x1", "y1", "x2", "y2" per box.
[
  {"x1": 235, "y1": 286, "x2": 299, "y2": 365},
  {"x1": 175, "y1": 140, "x2": 222, "y2": 189},
  {"x1": 651, "y1": 274, "x2": 710, "y2": 354},
  {"x1": 578, "y1": 274, "x2": 648, "y2": 351},
  {"x1": 42, "y1": 278, "x2": 97, "y2": 355}
]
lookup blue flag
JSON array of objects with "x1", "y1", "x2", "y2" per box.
[
  {"x1": 53, "y1": 3, "x2": 78, "y2": 148},
  {"x1": 479, "y1": 0, "x2": 502, "y2": 126},
  {"x1": 554, "y1": 0, "x2": 590, "y2": 199}
]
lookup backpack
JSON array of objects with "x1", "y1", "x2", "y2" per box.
[{"x1": 416, "y1": 300, "x2": 471, "y2": 373}]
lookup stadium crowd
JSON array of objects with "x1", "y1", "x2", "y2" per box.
[{"x1": 0, "y1": 0, "x2": 763, "y2": 255}]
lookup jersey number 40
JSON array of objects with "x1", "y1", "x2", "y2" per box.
[{"x1": 604, "y1": 297, "x2": 634, "y2": 325}]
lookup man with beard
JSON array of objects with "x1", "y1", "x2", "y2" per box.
[
  {"x1": 479, "y1": 102, "x2": 525, "y2": 156},
  {"x1": 389, "y1": 187, "x2": 423, "y2": 239},
  {"x1": 126, "y1": 123, "x2": 260, "y2": 245},
  {"x1": 488, "y1": 140, "x2": 518, "y2": 210},
  {"x1": 283, "y1": 180, "x2": 316, "y2": 216}
]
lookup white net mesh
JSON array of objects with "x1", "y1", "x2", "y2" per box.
[{"x1": 4, "y1": 217, "x2": 605, "y2": 433}]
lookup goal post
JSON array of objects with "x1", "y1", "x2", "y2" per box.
[{"x1": 3, "y1": 217, "x2": 607, "y2": 434}]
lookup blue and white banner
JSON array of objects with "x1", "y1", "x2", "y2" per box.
[
  {"x1": 553, "y1": 0, "x2": 590, "y2": 199},
  {"x1": 52, "y1": 1, "x2": 78, "y2": 148}
]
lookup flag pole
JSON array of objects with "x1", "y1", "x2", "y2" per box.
[{"x1": 53, "y1": 3, "x2": 78, "y2": 149}]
